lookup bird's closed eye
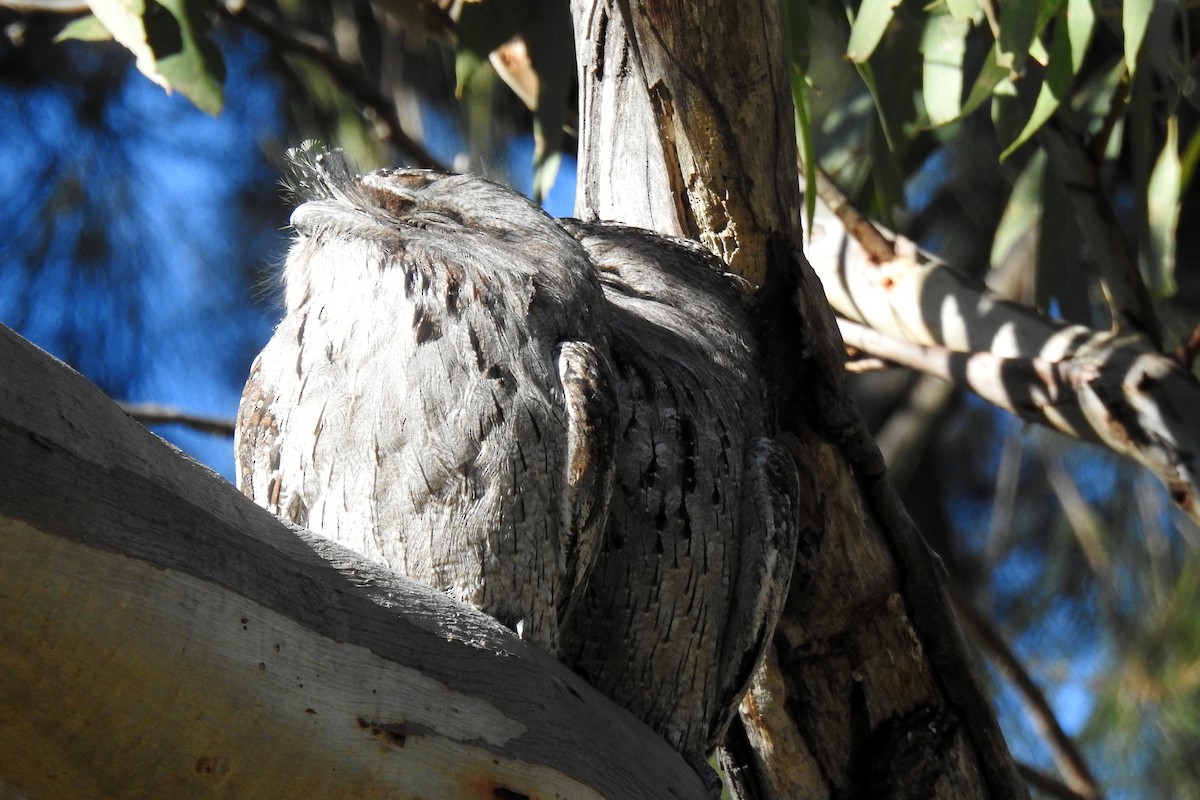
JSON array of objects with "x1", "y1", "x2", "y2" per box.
[{"x1": 407, "y1": 210, "x2": 464, "y2": 230}]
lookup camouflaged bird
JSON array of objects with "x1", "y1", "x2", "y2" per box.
[
  {"x1": 559, "y1": 221, "x2": 801, "y2": 780},
  {"x1": 235, "y1": 149, "x2": 618, "y2": 653}
]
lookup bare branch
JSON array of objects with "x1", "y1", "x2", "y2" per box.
[
  {"x1": 808, "y1": 169, "x2": 1200, "y2": 524},
  {"x1": 1016, "y1": 762, "x2": 1097, "y2": 800},
  {"x1": 118, "y1": 401, "x2": 236, "y2": 437},
  {"x1": 810, "y1": 164, "x2": 896, "y2": 264},
  {"x1": 1171, "y1": 321, "x2": 1200, "y2": 370},
  {"x1": 951, "y1": 588, "x2": 1102, "y2": 800}
]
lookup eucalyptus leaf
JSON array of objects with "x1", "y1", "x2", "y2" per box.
[
  {"x1": 991, "y1": 148, "x2": 1044, "y2": 271},
  {"x1": 996, "y1": 0, "x2": 1044, "y2": 73},
  {"x1": 921, "y1": 11, "x2": 970, "y2": 127},
  {"x1": 782, "y1": 0, "x2": 810, "y2": 75},
  {"x1": 77, "y1": 0, "x2": 223, "y2": 114},
  {"x1": 1123, "y1": 0, "x2": 1153, "y2": 80},
  {"x1": 945, "y1": 0, "x2": 980, "y2": 23},
  {"x1": 794, "y1": 73, "x2": 816, "y2": 238},
  {"x1": 846, "y1": 0, "x2": 902, "y2": 64},
  {"x1": 959, "y1": 46, "x2": 1014, "y2": 122},
  {"x1": 1180, "y1": 126, "x2": 1200, "y2": 190},
  {"x1": 456, "y1": 0, "x2": 536, "y2": 62},
  {"x1": 151, "y1": 0, "x2": 225, "y2": 116},
  {"x1": 999, "y1": 0, "x2": 1094, "y2": 161},
  {"x1": 1036, "y1": 153, "x2": 1090, "y2": 323},
  {"x1": 86, "y1": 0, "x2": 168, "y2": 91},
  {"x1": 54, "y1": 13, "x2": 113, "y2": 42},
  {"x1": 855, "y1": 58, "x2": 906, "y2": 154},
  {"x1": 1146, "y1": 115, "x2": 1181, "y2": 297}
]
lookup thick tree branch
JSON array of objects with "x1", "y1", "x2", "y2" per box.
[
  {"x1": 0, "y1": 324, "x2": 707, "y2": 800},
  {"x1": 808, "y1": 188, "x2": 1200, "y2": 523}
]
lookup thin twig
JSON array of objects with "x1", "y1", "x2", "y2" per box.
[
  {"x1": 1016, "y1": 762, "x2": 1095, "y2": 800},
  {"x1": 119, "y1": 402, "x2": 236, "y2": 438},
  {"x1": 811, "y1": 165, "x2": 896, "y2": 264},
  {"x1": 1172, "y1": 320, "x2": 1200, "y2": 369},
  {"x1": 951, "y1": 587, "x2": 1103, "y2": 800},
  {"x1": 842, "y1": 355, "x2": 895, "y2": 373},
  {"x1": 220, "y1": 0, "x2": 446, "y2": 171}
]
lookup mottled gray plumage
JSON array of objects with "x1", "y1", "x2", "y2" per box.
[
  {"x1": 559, "y1": 221, "x2": 800, "y2": 770},
  {"x1": 236, "y1": 149, "x2": 618, "y2": 653}
]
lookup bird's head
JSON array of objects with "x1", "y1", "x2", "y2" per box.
[{"x1": 282, "y1": 145, "x2": 601, "y2": 322}]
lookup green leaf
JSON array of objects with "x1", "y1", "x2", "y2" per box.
[
  {"x1": 151, "y1": 0, "x2": 225, "y2": 115},
  {"x1": 1123, "y1": 0, "x2": 1153, "y2": 80},
  {"x1": 1036, "y1": 152, "x2": 1090, "y2": 323},
  {"x1": 781, "y1": 0, "x2": 810, "y2": 75},
  {"x1": 783, "y1": 0, "x2": 814, "y2": 233},
  {"x1": 794, "y1": 74, "x2": 816, "y2": 238},
  {"x1": 455, "y1": 0, "x2": 573, "y2": 202},
  {"x1": 86, "y1": 0, "x2": 168, "y2": 92},
  {"x1": 921, "y1": 10, "x2": 970, "y2": 127},
  {"x1": 453, "y1": 49, "x2": 487, "y2": 99},
  {"x1": 855, "y1": 59, "x2": 900, "y2": 152},
  {"x1": 996, "y1": 0, "x2": 1048, "y2": 73},
  {"x1": 999, "y1": 0, "x2": 1094, "y2": 161},
  {"x1": 990, "y1": 148, "x2": 1044, "y2": 270},
  {"x1": 454, "y1": 0, "x2": 535, "y2": 96},
  {"x1": 1063, "y1": 0, "x2": 1096, "y2": 69},
  {"x1": 868, "y1": 116, "x2": 905, "y2": 225},
  {"x1": 80, "y1": 0, "x2": 224, "y2": 115},
  {"x1": 959, "y1": 44, "x2": 1015, "y2": 121},
  {"x1": 54, "y1": 14, "x2": 114, "y2": 42},
  {"x1": 1180, "y1": 125, "x2": 1200, "y2": 190},
  {"x1": 945, "y1": 0, "x2": 980, "y2": 22},
  {"x1": 1146, "y1": 115, "x2": 1181, "y2": 297},
  {"x1": 954, "y1": 0, "x2": 1056, "y2": 127},
  {"x1": 846, "y1": 0, "x2": 902, "y2": 64},
  {"x1": 456, "y1": 0, "x2": 535, "y2": 62}
]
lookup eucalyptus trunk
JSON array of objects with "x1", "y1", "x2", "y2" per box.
[{"x1": 569, "y1": 2, "x2": 1027, "y2": 797}]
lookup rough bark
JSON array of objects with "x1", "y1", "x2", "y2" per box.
[
  {"x1": 570, "y1": 1, "x2": 1027, "y2": 798},
  {"x1": 0, "y1": 324, "x2": 707, "y2": 800}
]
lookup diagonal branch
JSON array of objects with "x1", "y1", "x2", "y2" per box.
[
  {"x1": 118, "y1": 401, "x2": 236, "y2": 437},
  {"x1": 1016, "y1": 763, "x2": 1097, "y2": 800},
  {"x1": 807, "y1": 175, "x2": 1200, "y2": 524},
  {"x1": 951, "y1": 588, "x2": 1102, "y2": 800}
]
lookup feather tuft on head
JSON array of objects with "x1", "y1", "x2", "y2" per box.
[{"x1": 283, "y1": 142, "x2": 357, "y2": 204}]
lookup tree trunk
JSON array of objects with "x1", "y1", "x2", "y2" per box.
[
  {"x1": 569, "y1": 2, "x2": 1027, "y2": 797},
  {"x1": 0, "y1": 324, "x2": 707, "y2": 800}
]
